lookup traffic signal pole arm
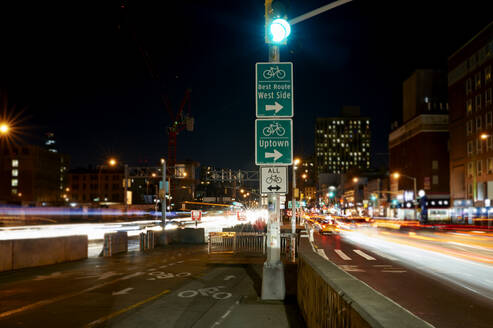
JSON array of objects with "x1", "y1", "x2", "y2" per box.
[{"x1": 289, "y1": 0, "x2": 353, "y2": 25}]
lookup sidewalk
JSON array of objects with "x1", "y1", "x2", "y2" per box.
[{"x1": 104, "y1": 255, "x2": 305, "y2": 328}]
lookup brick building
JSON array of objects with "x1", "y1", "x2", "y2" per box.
[
  {"x1": 389, "y1": 69, "x2": 450, "y2": 202},
  {"x1": 448, "y1": 22, "x2": 493, "y2": 205}
]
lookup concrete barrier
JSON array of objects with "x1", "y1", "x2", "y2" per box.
[
  {"x1": 0, "y1": 235, "x2": 88, "y2": 272},
  {"x1": 297, "y1": 238, "x2": 433, "y2": 328},
  {"x1": 102, "y1": 231, "x2": 128, "y2": 256},
  {"x1": 0, "y1": 240, "x2": 13, "y2": 271}
]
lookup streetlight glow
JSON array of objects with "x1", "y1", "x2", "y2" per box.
[
  {"x1": 108, "y1": 158, "x2": 117, "y2": 166},
  {"x1": 353, "y1": 177, "x2": 358, "y2": 183},
  {"x1": 0, "y1": 122, "x2": 9, "y2": 135},
  {"x1": 480, "y1": 133, "x2": 489, "y2": 140},
  {"x1": 393, "y1": 172, "x2": 400, "y2": 179}
]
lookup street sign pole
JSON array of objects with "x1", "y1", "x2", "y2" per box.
[{"x1": 261, "y1": 44, "x2": 286, "y2": 301}]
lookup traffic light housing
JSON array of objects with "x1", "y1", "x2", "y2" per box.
[{"x1": 265, "y1": 0, "x2": 291, "y2": 44}]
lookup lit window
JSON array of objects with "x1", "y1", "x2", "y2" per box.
[
  {"x1": 486, "y1": 66, "x2": 491, "y2": 83},
  {"x1": 432, "y1": 160, "x2": 438, "y2": 170},
  {"x1": 468, "y1": 162, "x2": 474, "y2": 177},
  {"x1": 11, "y1": 179, "x2": 18, "y2": 187},
  {"x1": 12, "y1": 169, "x2": 18, "y2": 177},
  {"x1": 12, "y1": 159, "x2": 18, "y2": 168},
  {"x1": 476, "y1": 72, "x2": 482, "y2": 89},
  {"x1": 477, "y1": 160, "x2": 483, "y2": 176},
  {"x1": 467, "y1": 99, "x2": 473, "y2": 115}
]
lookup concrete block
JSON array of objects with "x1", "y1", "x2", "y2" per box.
[
  {"x1": 0, "y1": 240, "x2": 13, "y2": 272},
  {"x1": 12, "y1": 237, "x2": 66, "y2": 270},
  {"x1": 63, "y1": 235, "x2": 88, "y2": 261}
]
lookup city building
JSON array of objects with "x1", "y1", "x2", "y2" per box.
[
  {"x1": 389, "y1": 69, "x2": 450, "y2": 209},
  {"x1": 0, "y1": 143, "x2": 69, "y2": 205},
  {"x1": 67, "y1": 166, "x2": 124, "y2": 204},
  {"x1": 448, "y1": 22, "x2": 493, "y2": 205},
  {"x1": 315, "y1": 106, "x2": 371, "y2": 175}
]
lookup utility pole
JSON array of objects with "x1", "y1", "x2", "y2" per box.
[{"x1": 161, "y1": 158, "x2": 167, "y2": 228}]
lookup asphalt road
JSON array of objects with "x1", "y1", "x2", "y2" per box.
[
  {"x1": 0, "y1": 244, "x2": 292, "y2": 328},
  {"x1": 311, "y1": 229, "x2": 493, "y2": 328}
]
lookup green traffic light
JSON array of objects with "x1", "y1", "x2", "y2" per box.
[
  {"x1": 328, "y1": 191, "x2": 335, "y2": 198},
  {"x1": 270, "y1": 18, "x2": 291, "y2": 43}
]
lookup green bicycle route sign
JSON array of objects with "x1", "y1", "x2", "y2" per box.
[
  {"x1": 256, "y1": 62, "x2": 293, "y2": 117},
  {"x1": 255, "y1": 119, "x2": 293, "y2": 165}
]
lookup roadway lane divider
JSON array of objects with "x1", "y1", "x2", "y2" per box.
[
  {"x1": 297, "y1": 238, "x2": 434, "y2": 328},
  {"x1": 353, "y1": 249, "x2": 376, "y2": 260},
  {"x1": 334, "y1": 249, "x2": 352, "y2": 260}
]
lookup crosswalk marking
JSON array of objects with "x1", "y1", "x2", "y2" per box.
[
  {"x1": 353, "y1": 250, "x2": 376, "y2": 260},
  {"x1": 334, "y1": 249, "x2": 352, "y2": 260}
]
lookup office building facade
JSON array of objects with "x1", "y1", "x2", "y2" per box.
[
  {"x1": 315, "y1": 107, "x2": 371, "y2": 174},
  {"x1": 448, "y1": 22, "x2": 493, "y2": 204}
]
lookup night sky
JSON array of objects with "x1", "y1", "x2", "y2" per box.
[{"x1": 1, "y1": 0, "x2": 491, "y2": 170}]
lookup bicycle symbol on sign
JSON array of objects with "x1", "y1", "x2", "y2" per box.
[
  {"x1": 262, "y1": 122, "x2": 285, "y2": 137},
  {"x1": 266, "y1": 175, "x2": 282, "y2": 184},
  {"x1": 263, "y1": 66, "x2": 286, "y2": 80}
]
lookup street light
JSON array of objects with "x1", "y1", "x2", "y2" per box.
[
  {"x1": 353, "y1": 177, "x2": 359, "y2": 183},
  {"x1": 0, "y1": 122, "x2": 9, "y2": 135}
]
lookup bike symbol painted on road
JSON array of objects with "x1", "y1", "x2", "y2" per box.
[{"x1": 177, "y1": 286, "x2": 232, "y2": 300}]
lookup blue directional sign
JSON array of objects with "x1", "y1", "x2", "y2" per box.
[
  {"x1": 256, "y1": 62, "x2": 293, "y2": 117},
  {"x1": 255, "y1": 119, "x2": 293, "y2": 165}
]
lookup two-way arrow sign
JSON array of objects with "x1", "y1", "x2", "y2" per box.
[
  {"x1": 265, "y1": 149, "x2": 283, "y2": 161},
  {"x1": 265, "y1": 102, "x2": 283, "y2": 114},
  {"x1": 267, "y1": 185, "x2": 281, "y2": 191}
]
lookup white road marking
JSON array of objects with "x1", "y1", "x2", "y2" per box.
[
  {"x1": 353, "y1": 250, "x2": 376, "y2": 260},
  {"x1": 381, "y1": 270, "x2": 406, "y2": 273},
  {"x1": 221, "y1": 310, "x2": 231, "y2": 319},
  {"x1": 224, "y1": 275, "x2": 236, "y2": 281},
  {"x1": 98, "y1": 272, "x2": 120, "y2": 280},
  {"x1": 112, "y1": 287, "x2": 134, "y2": 296},
  {"x1": 34, "y1": 272, "x2": 62, "y2": 280},
  {"x1": 334, "y1": 249, "x2": 352, "y2": 260},
  {"x1": 317, "y1": 249, "x2": 329, "y2": 260},
  {"x1": 339, "y1": 265, "x2": 365, "y2": 272}
]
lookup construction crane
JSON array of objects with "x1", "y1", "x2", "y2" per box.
[{"x1": 162, "y1": 89, "x2": 193, "y2": 172}]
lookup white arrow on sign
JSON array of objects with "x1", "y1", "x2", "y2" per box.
[
  {"x1": 265, "y1": 102, "x2": 283, "y2": 114},
  {"x1": 112, "y1": 287, "x2": 134, "y2": 296},
  {"x1": 265, "y1": 149, "x2": 283, "y2": 161}
]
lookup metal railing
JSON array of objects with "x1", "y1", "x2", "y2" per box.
[{"x1": 208, "y1": 232, "x2": 297, "y2": 262}]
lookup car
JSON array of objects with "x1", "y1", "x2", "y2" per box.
[{"x1": 318, "y1": 218, "x2": 339, "y2": 235}]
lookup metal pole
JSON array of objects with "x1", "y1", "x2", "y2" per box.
[
  {"x1": 413, "y1": 177, "x2": 418, "y2": 221},
  {"x1": 291, "y1": 164, "x2": 296, "y2": 233},
  {"x1": 261, "y1": 43, "x2": 285, "y2": 301},
  {"x1": 289, "y1": 0, "x2": 353, "y2": 25},
  {"x1": 161, "y1": 159, "x2": 167, "y2": 227},
  {"x1": 124, "y1": 164, "x2": 128, "y2": 213}
]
